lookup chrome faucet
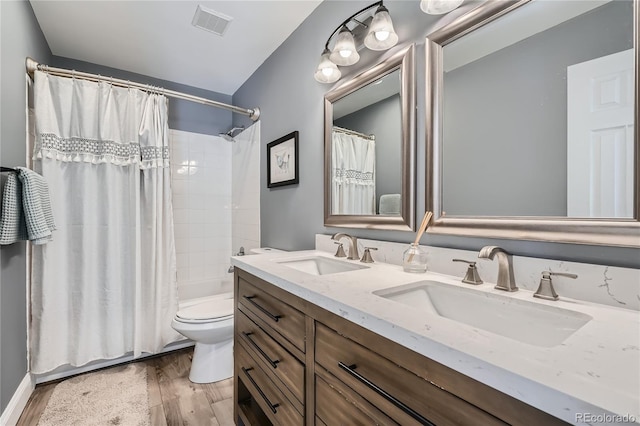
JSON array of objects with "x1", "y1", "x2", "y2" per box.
[
  {"x1": 478, "y1": 246, "x2": 518, "y2": 292},
  {"x1": 331, "y1": 233, "x2": 359, "y2": 260}
]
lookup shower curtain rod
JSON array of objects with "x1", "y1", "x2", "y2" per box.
[
  {"x1": 25, "y1": 57, "x2": 260, "y2": 121},
  {"x1": 333, "y1": 125, "x2": 375, "y2": 140}
]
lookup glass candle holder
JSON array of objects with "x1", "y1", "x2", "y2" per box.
[{"x1": 402, "y1": 243, "x2": 427, "y2": 273}]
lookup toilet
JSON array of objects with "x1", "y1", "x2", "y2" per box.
[
  {"x1": 171, "y1": 247, "x2": 284, "y2": 383},
  {"x1": 171, "y1": 293, "x2": 234, "y2": 383}
]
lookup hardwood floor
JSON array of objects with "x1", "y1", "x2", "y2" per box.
[{"x1": 16, "y1": 348, "x2": 235, "y2": 426}]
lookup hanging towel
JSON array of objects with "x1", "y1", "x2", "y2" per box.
[
  {"x1": 0, "y1": 167, "x2": 55, "y2": 244},
  {"x1": 379, "y1": 193, "x2": 401, "y2": 215}
]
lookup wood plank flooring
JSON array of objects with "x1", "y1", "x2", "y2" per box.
[{"x1": 16, "y1": 347, "x2": 235, "y2": 426}]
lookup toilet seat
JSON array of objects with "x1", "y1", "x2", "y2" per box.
[{"x1": 175, "y1": 298, "x2": 234, "y2": 324}]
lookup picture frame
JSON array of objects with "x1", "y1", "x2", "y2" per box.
[{"x1": 267, "y1": 131, "x2": 299, "y2": 188}]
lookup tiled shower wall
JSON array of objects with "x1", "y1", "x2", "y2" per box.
[
  {"x1": 169, "y1": 125, "x2": 261, "y2": 300},
  {"x1": 169, "y1": 129, "x2": 233, "y2": 298}
]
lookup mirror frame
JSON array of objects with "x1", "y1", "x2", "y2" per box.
[
  {"x1": 324, "y1": 44, "x2": 416, "y2": 231},
  {"x1": 425, "y1": 0, "x2": 640, "y2": 247}
]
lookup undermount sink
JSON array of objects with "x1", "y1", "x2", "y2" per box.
[
  {"x1": 277, "y1": 256, "x2": 368, "y2": 276},
  {"x1": 374, "y1": 281, "x2": 592, "y2": 347}
]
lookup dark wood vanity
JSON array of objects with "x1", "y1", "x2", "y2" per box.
[{"x1": 233, "y1": 268, "x2": 567, "y2": 425}]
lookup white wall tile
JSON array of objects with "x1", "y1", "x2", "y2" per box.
[
  {"x1": 170, "y1": 126, "x2": 260, "y2": 293},
  {"x1": 175, "y1": 238, "x2": 190, "y2": 254},
  {"x1": 188, "y1": 209, "x2": 206, "y2": 224},
  {"x1": 174, "y1": 223, "x2": 189, "y2": 238},
  {"x1": 176, "y1": 254, "x2": 189, "y2": 269},
  {"x1": 173, "y1": 209, "x2": 189, "y2": 224}
]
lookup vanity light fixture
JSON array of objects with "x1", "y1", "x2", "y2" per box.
[
  {"x1": 329, "y1": 26, "x2": 360, "y2": 66},
  {"x1": 420, "y1": 0, "x2": 464, "y2": 15},
  {"x1": 314, "y1": 1, "x2": 398, "y2": 83}
]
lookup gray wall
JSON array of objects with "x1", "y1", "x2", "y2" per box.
[
  {"x1": 0, "y1": 0, "x2": 52, "y2": 413},
  {"x1": 51, "y1": 57, "x2": 234, "y2": 136},
  {"x1": 233, "y1": 0, "x2": 639, "y2": 268},
  {"x1": 335, "y1": 94, "x2": 402, "y2": 212},
  {"x1": 443, "y1": 0, "x2": 633, "y2": 216}
]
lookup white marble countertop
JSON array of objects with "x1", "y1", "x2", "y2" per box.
[{"x1": 231, "y1": 250, "x2": 640, "y2": 425}]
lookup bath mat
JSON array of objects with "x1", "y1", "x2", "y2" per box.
[{"x1": 38, "y1": 363, "x2": 150, "y2": 426}]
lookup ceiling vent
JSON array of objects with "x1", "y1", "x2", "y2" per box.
[{"x1": 192, "y1": 5, "x2": 233, "y2": 37}]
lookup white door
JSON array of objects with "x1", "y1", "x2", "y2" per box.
[{"x1": 567, "y1": 48, "x2": 634, "y2": 218}]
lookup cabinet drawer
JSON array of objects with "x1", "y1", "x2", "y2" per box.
[
  {"x1": 238, "y1": 275, "x2": 305, "y2": 352},
  {"x1": 236, "y1": 343, "x2": 304, "y2": 426},
  {"x1": 237, "y1": 310, "x2": 305, "y2": 404},
  {"x1": 316, "y1": 370, "x2": 398, "y2": 426},
  {"x1": 315, "y1": 323, "x2": 505, "y2": 426}
]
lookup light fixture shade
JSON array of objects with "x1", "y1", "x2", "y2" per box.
[
  {"x1": 330, "y1": 26, "x2": 360, "y2": 66},
  {"x1": 420, "y1": 0, "x2": 464, "y2": 15},
  {"x1": 364, "y1": 5, "x2": 398, "y2": 51},
  {"x1": 314, "y1": 49, "x2": 341, "y2": 83}
]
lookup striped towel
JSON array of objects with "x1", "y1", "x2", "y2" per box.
[{"x1": 0, "y1": 167, "x2": 55, "y2": 245}]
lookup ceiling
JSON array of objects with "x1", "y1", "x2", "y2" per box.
[{"x1": 29, "y1": 0, "x2": 323, "y2": 95}]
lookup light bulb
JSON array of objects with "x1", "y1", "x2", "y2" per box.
[
  {"x1": 322, "y1": 67, "x2": 333, "y2": 77},
  {"x1": 339, "y1": 50, "x2": 351, "y2": 58},
  {"x1": 375, "y1": 31, "x2": 390, "y2": 41}
]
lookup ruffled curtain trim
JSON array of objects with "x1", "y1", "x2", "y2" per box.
[
  {"x1": 34, "y1": 133, "x2": 171, "y2": 168},
  {"x1": 35, "y1": 133, "x2": 140, "y2": 166},
  {"x1": 140, "y1": 146, "x2": 170, "y2": 169},
  {"x1": 333, "y1": 168, "x2": 375, "y2": 186}
]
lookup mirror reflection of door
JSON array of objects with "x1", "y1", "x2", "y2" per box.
[
  {"x1": 567, "y1": 49, "x2": 634, "y2": 218},
  {"x1": 441, "y1": 0, "x2": 634, "y2": 218},
  {"x1": 331, "y1": 69, "x2": 402, "y2": 215}
]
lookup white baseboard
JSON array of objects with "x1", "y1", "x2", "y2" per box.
[
  {"x1": 35, "y1": 339, "x2": 195, "y2": 384},
  {"x1": 0, "y1": 373, "x2": 35, "y2": 426}
]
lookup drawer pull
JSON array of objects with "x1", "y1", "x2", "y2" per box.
[
  {"x1": 338, "y1": 361, "x2": 435, "y2": 426},
  {"x1": 242, "y1": 332, "x2": 280, "y2": 369},
  {"x1": 242, "y1": 367, "x2": 281, "y2": 414},
  {"x1": 243, "y1": 295, "x2": 282, "y2": 322}
]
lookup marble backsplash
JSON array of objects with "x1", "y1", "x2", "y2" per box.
[{"x1": 316, "y1": 234, "x2": 640, "y2": 311}]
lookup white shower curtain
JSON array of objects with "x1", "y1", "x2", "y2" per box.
[
  {"x1": 331, "y1": 130, "x2": 376, "y2": 215},
  {"x1": 30, "y1": 71, "x2": 179, "y2": 374}
]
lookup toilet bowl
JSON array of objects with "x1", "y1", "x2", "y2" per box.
[{"x1": 171, "y1": 293, "x2": 234, "y2": 383}]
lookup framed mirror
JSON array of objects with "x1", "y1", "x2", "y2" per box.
[
  {"x1": 324, "y1": 44, "x2": 416, "y2": 231},
  {"x1": 426, "y1": 0, "x2": 639, "y2": 247}
]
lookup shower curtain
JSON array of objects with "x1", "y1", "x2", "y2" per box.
[
  {"x1": 30, "y1": 71, "x2": 179, "y2": 374},
  {"x1": 331, "y1": 130, "x2": 376, "y2": 215}
]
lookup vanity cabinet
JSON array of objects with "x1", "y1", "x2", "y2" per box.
[
  {"x1": 234, "y1": 271, "x2": 308, "y2": 425},
  {"x1": 233, "y1": 269, "x2": 567, "y2": 426}
]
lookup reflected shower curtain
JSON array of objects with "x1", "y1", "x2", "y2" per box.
[
  {"x1": 331, "y1": 130, "x2": 376, "y2": 215},
  {"x1": 30, "y1": 71, "x2": 179, "y2": 374}
]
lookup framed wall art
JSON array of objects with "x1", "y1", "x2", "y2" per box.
[{"x1": 267, "y1": 131, "x2": 299, "y2": 188}]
